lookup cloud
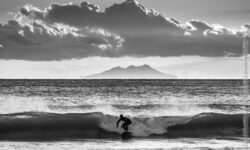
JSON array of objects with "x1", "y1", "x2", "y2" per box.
[
  {"x1": 244, "y1": 24, "x2": 250, "y2": 30},
  {"x1": 20, "y1": 4, "x2": 45, "y2": 20},
  {"x1": 0, "y1": 20, "x2": 123, "y2": 60},
  {"x1": 21, "y1": 0, "x2": 182, "y2": 35},
  {"x1": 189, "y1": 20, "x2": 213, "y2": 31},
  {"x1": 0, "y1": 0, "x2": 249, "y2": 60}
]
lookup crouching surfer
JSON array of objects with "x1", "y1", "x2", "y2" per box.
[{"x1": 116, "y1": 114, "x2": 131, "y2": 131}]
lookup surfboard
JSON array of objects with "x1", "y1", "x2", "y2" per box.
[{"x1": 121, "y1": 131, "x2": 132, "y2": 140}]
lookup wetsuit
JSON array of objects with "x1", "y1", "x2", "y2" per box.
[{"x1": 117, "y1": 116, "x2": 131, "y2": 131}]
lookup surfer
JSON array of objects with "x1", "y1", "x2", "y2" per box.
[{"x1": 116, "y1": 114, "x2": 131, "y2": 131}]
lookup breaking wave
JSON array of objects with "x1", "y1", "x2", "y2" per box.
[{"x1": 0, "y1": 112, "x2": 248, "y2": 141}]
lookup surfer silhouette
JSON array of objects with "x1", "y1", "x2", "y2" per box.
[{"x1": 116, "y1": 114, "x2": 131, "y2": 131}]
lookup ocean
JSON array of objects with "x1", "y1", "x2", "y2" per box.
[{"x1": 0, "y1": 79, "x2": 249, "y2": 149}]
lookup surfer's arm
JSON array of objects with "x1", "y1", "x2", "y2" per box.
[{"x1": 116, "y1": 119, "x2": 121, "y2": 128}]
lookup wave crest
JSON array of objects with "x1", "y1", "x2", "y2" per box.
[{"x1": 0, "y1": 112, "x2": 248, "y2": 141}]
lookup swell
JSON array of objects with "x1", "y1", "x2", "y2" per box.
[
  {"x1": 166, "y1": 113, "x2": 248, "y2": 138},
  {"x1": 0, "y1": 112, "x2": 119, "y2": 141},
  {"x1": 0, "y1": 112, "x2": 249, "y2": 141}
]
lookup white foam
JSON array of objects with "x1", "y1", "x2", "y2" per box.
[
  {"x1": 0, "y1": 95, "x2": 247, "y2": 117},
  {"x1": 0, "y1": 139, "x2": 245, "y2": 150},
  {"x1": 99, "y1": 115, "x2": 190, "y2": 137},
  {"x1": 0, "y1": 96, "x2": 50, "y2": 114}
]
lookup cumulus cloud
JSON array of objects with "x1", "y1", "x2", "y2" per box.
[
  {"x1": 0, "y1": 20, "x2": 123, "y2": 60},
  {"x1": 20, "y1": 4, "x2": 45, "y2": 20},
  {"x1": 0, "y1": 0, "x2": 249, "y2": 60},
  {"x1": 21, "y1": 0, "x2": 182, "y2": 36}
]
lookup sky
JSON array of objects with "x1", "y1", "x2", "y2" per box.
[
  {"x1": 1, "y1": 0, "x2": 250, "y2": 28},
  {"x1": 0, "y1": 0, "x2": 249, "y2": 79}
]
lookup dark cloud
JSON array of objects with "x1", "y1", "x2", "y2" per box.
[
  {"x1": 0, "y1": 20, "x2": 123, "y2": 60},
  {"x1": 21, "y1": 0, "x2": 183, "y2": 36},
  {"x1": 20, "y1": 4, "x2": 45, "y2": 20},
  {"x1": 0, "y1": 0, "x2": 248, "y2": 60},
  {"x1": 244, "y1": 24, "x2": 250, "y2": 30},
  {"x1": 189, "y1": 20, "x2": 213, "y2": 31}
]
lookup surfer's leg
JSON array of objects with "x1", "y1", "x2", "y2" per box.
[
  {"x1": 124, "y1": 125, "x2": 128, "y2": 130},
  {"x1": 125, "y1": 121, "x2": 131, "y2": 130},
  {"x1": 123, "y1": 123, "x2": 129, "y2": 130},
  {"x1": 122, "y1": 123, "x2": 128, "y2": 130}
]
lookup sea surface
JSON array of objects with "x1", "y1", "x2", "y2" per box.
[{"x1": 0, "y1": 79, "x2": 249, "y2": 150}]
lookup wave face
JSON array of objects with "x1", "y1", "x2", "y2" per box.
[{"x1": 0, "y1": 112, "x2": 248, "y2": 141}]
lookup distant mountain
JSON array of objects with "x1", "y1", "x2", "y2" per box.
[{"x1": 85, "y1": 64, "x2": 177, "y2": 79}]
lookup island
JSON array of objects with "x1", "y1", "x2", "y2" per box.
[{"x1": 85, "y1": 64, "x2": 177, "y2": 79}]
